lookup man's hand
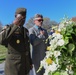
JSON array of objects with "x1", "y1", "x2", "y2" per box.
[
  {"x1": 40, "y1": 30, "x2": 45, "y2": 35},
  {"x1": 13, "y1": 14, "x2": 25, "y2": 26}
]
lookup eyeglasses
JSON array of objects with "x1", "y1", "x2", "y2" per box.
[
  {"x1": 34, "y1": 18, "x2": 44, "y2": 22},
  {"x1": 37, "y1": 19, "x2": 43, "y2": 22}
]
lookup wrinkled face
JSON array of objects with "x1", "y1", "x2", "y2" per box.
[{"x1": 34, "y1": 17, "x2": 43, "y2": 27}]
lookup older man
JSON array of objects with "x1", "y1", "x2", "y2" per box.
[{"x1": 29, "y1": 14, "x2": 48, "y2": 75}]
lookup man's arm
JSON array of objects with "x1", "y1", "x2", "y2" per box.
[
  {"x1": 0, "y1": 25, "x2": 11, "y2": 46},
  {"x1": 29, "y1": 28, "x2": 46, "y2": 46}
]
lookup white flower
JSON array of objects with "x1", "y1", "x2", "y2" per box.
[
  {"x1": 57, "y1": 39, "x2": 65, "y2": 46},
  {"x1": 52, "y1": 33, "x2": 63, "y2": 40},
  {"x1": 46, "y1": 51, "x2": 53, "y2": 58},
  {"x1": 40, "y1": 59, "x2": 48, "y2": 69},
  {"x1": 58, "y1": 28, "x2": 61, "y2": 32},
  {"x1": 54, "y1": 51, "x2": 61, "y2": 58},
  {"x1": 48, "y1": 62, "x2": 58, "y2": 72},
  {"x1": 43, "y1": 69, "x2": 50, "y2": 75},
  {"x1": 68, "y1": 70, "x2": 74, "y2": 75},
  {"x1": 56, "y1": 34, "x2": 63, "y2": 40},
  {"x1": 59, "y1": 23, "x2": 65, "y2": 29},
  {"x1": 43, "y1": 62, "x2": 58, "y2": 75}
]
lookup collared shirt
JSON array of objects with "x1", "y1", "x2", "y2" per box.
[
  {"x1": 34, "y1": 25, "x2": 39, "y2": 30},
  {"x1": 34, "y1": 25, "x2": 43, "y2": 31}
]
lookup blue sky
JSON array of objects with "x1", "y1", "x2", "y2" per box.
[{"x1": 0, "y1": 0, "x2": 76, "y2": 25}]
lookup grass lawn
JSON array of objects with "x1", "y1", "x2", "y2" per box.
[{"x1": 0, "y1": 45, "x2": 7, "y2": 63}]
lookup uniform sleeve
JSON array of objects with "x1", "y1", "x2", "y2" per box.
[
  {"x1": 0, "y1": 28, "x2": 10, "y2": 46},
  {"x1": 0, "y1": 24, "x2": 18, "y2": 46},
  {"x1": 0, "y1": 31, "x2": 5, "y2": 44},
  {"x1": 29, "y1": 28, "x2": 48, "y2": 46}
]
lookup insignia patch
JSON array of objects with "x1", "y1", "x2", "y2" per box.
[{"x1": 16, "y1": 39, "x2": 20, "y2": 44}]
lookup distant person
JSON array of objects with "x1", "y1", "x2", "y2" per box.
[
  {"x1": 49, "y1": 29, "x2": 55, "y2": 35},
  {"x1": 29, "y1": 14, "x2": 48, "y2": 75},
  {"x1": 0, "y1": 7, "x2": 32, "y2": 75}
]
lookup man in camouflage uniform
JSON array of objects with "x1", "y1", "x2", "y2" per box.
[{"x1": 0, "y1": 7, "x2": 32, "y2": 75}]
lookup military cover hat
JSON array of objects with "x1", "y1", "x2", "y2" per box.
[{"x1": 15, "y1": 8, "x2": 27, "y2": 17}]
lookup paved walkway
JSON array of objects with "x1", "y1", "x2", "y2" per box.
[{"x1": 0, "y1": 62, "x2": 5, "y2": 75}]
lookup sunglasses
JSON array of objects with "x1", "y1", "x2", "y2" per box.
[{"x1": 36, "y1": 19, "x2": 43, "y2": 22}]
